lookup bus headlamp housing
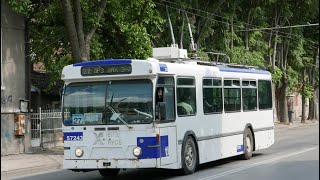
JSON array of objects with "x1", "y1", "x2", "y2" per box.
[
  {"x1": 75, "y1": 148, "x2": 84, "y2": 157},
  {"x1": 133, "y1": 147, "x2": 142, "y2": 157}
]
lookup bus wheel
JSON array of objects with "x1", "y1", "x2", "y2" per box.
[
  {"x1": 241, "y1": 128, "x2": 253, "y2": 160},
  {"x1": 181, "y1": 137, "x2": 198, "y2": 175},
  {"x1": 98, "y1": 169, "x2": 120, "y2": 177}
]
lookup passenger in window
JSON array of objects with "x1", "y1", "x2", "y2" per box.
[
  {"x1": 155, "y1": 87, "x2": 164, "y2": 120},
  {"x1": 177, "y1": 93, "x2": 193, "y2": 115},
  {"x1": 203, "y1": 97, "x2": 214, "y2": 113},
  {"x1": 249, "y1": 96, "x2": 257, "y2": 110},
  {"x1": 156, "y1": 87, "x2": 164, "y2": 103}
]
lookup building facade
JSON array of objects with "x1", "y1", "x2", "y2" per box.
[{"x1": 1, "y1": 3, "x2": 31, "y2": 155}]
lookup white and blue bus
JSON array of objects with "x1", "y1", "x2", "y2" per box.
[{"x1": 61, "y1": 47, "x2": 274, "y2": 177}]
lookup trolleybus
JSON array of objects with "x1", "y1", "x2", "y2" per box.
[{"x1": 61, "y1": 47, "x2": 274, "y2": 176}]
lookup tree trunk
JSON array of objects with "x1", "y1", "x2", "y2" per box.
[
  {"x1": 268, "y1": 30, "x2": 273, "y2": 66},
  {"x1": 244, "y1": 9, "x2": 252, "y2": 50},
  {"x1": 195, "y1": 15, "x2": 201, "y2": 47},
  {"x1": 271, "y1": 11, "x2": 280, "y2": 69},
  {"x1": 308, "y1": 96, "x2": 315, "y2": 120},
  {"x1": 73, "y1": 0, "x2": 86, "y2": 61},
  {"x1": 307, "y1": 48, "x2": 319, "y2": 120},
  {"x1": 62, "y1": 0, "x2": 82, "y2": 63},
  {"x1": 314, "y1": 87, "x2": 319, "y2": 121},
  {"x1": 279, "y1": 75, "x2": 289, "y2": 123},
  {"x1": 275, "y1": 87, "x2": 281, "y2": 121},
  {"x1": 272, "y1": 32, "x2": 279, "y2": 69},
  {"x1": 272, "y1": 83, "x2": 278, "y2": 122},
  {"x1": 230, "y1": 16, "x2": 234, "y2": 50},
  {"x1": 301, "y1": 68, "x2": 306, "y2": 123},
  {"x1": 85, "y1": 39, "x2": 91, "y2": 61},
  {"x1": 62, "y1": 0, "x2": 107, "y2": 62},
  {"x1": 280, "y1": 39, "x2": 284, "y2": 69}
]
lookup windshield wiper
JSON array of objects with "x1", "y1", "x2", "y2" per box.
[
  {"x1": 107, "y1": 105, "x2": 133, "y2": 129},
  {"x1": 133, "y1": 109, "x2": 153, "y2": 118}
]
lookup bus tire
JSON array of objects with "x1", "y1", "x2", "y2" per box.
[
  {"x1": 241, "y1": 128, "x2": 253, "y2": 160},
  {"x1": 98, "y1": 168, "x2": 120, "y2": 177},
  {"x1": 181, "y1": 136, "x2": 198, "y2": 175}
]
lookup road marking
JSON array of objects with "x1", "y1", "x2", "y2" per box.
[{"x1": 198, "y1": 147, "x2": 318, "y2": 180}]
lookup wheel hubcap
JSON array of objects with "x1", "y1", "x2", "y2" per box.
[
  {"x1": 246, "y1": 136, "x2": 251, "y2": 152},
  {"x1": 185, "y1": 143, "x2": 194, "y2": 167}
]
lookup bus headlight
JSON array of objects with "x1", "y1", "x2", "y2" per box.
[
  {"x1": 133, "y1": 147, "x2": 142, "y2": 157},
  {"x1": 75, "y1": 148, "x2": 84, "y2": 157}
]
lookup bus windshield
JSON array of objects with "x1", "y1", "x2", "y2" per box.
[{"x1": 63, "y1": 80, "x2": 153, "y2": 125}]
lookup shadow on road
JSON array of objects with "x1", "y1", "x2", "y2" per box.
[{"x1": 197, "y1": 153, "x2": 264, "y2": 172}]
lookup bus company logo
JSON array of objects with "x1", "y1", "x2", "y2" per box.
[
  {"x1": 93, "y1": 132, "x2": 104, "y2": 145},
  {"x1": 160, "y1": 64, "x2": 168, "y2": 72},
  {"x1": 93, "y1": 132, "x2": 122, "y2": 146}
]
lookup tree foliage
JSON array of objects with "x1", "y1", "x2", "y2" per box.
[{"x1": 6, "y1": 0, "x2": 319, "y2": 121}]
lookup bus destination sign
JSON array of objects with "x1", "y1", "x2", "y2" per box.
[{"x1": 81, "y1": 64, "x2": 132, "y2": 76}]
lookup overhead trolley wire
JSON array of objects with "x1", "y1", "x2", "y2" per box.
[{"x1": 154, "y1": 1, "x2": 319, "y2": 49}]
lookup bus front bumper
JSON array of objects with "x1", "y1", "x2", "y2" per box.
[{"x1": 63, "y1": 158, "x2": 157, "y2": 169}]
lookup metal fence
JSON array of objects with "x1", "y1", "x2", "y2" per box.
[{"x1": 30, "y1": 108, "x2": 64, "y2": 148}]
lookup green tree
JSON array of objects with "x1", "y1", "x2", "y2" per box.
[
  {"x1": 61, "y1": 0, "x2": 107, "y2": 62},
  {"x1": 6, "y1": 0, "x2": 319, "y2": 122},
  {"x1": 6, "y1": 0, "x2": 164, "y2": 88}
]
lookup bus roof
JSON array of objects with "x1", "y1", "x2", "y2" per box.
[{"x1": 61, "y1": 58, "x2": 271, "y2": 82}]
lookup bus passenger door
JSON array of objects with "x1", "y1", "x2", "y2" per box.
[
  {"x1": 156, "y1": 77, "x2": 177, "y2": 166},
  {"x1": 160, "y1": 126, "x2": 177, "y2": 166}
]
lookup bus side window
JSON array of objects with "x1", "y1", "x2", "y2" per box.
[
  {"x1": 177, "y1": 77, "x2": 196, "y2": 116},
  {"x1": 258, "y1": 80, "x2": 272, "y2": 109},
  {"x1": 224, "y1": 79, "x2": 241, "y2": 112},
  {"x1": 203, "y1": 78, "x2": 223, "y2": 114},
  {"x1": 163, "y1": 87, "x2": 175, "y2": 120},
  {"x1": 242, "y1": 80, "x2": 257, "y2": 111}
]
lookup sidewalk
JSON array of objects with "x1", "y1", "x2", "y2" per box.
[
  {"x1": 1, "y1": 147, "x2": 64, "y2": 179},
  {"x1": 1, "y1": 120, "x2": 319, "y2": 179},
  {"x1": 274, "y1": 119, "x2": 319, "y2": 130}
]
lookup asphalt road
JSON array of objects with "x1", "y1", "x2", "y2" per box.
[{"x1": 15, "y1": 125, "x2": 319, "y2": 180}]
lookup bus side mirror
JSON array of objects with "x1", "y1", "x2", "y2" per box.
[
  {"x1": 59, "y1": 88, "x2": 63, "y2": 99},
  {"x1": 59, "y1": 87, "x2": 64, "y2": 100},
  {"x1": 157, "y1": 102, "x2": 166, "y2": 121}
]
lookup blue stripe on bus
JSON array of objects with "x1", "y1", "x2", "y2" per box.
[
  {"x1": 159, "y1": 64, "x2": 168, "y2": 72},
  {"x1": 137, "y1": 136, "x2": 168, "y2": 159},
  {"x1": 237, "y1": 145, "x2": 244, "y2": 152},
  {"x1": 73, "y1": 59, "x2": 132, "y2": 67},
  {"x1": 219, "y1": 67, "x2": 270, "y2": 75}
]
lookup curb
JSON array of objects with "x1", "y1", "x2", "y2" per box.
[{"x1": 1, "y1": 163, "x2": 62, "y2": 179}]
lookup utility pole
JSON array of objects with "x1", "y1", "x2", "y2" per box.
[{"x1": 25, "y1": 18, "x2": 31, "y2": 110}]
